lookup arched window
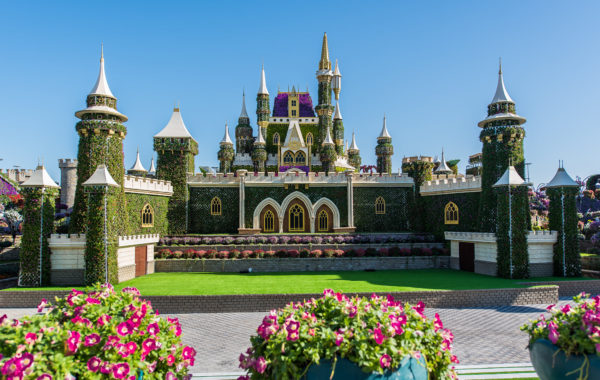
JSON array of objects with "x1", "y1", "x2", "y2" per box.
[
  {"x1": 141, "y1": 203, "x2": 154, "y2": 227},
  {"x1": 306, "y1": 133, "x2": 313, "y2": 146},
  {"x1": 283, "y1": 151, "x2": 294, "y2": 165},
  {"x1": 375, "y1": 196, "x2": 385, "y2": 215},
  {"x1": 295, "y1": 151, "x2": 306, "y2": 165},
  {"x1": 273, "y1": 133, "x2": 280, "y2": 145},
  {"x1": 211, "y1": 197, "x2": 222, "y2": 216},
  {"x1": 444, "y1": 202, "x2": 459, "y2": 225},
  {"x1": 289, "y1": 204, "x2": 305, "y2": 232},
  {"x1": 264, "y1": 210, "x2": 275, "y2": 232},
  {"x1": 318, "y1": 209, "x2": 329, "y2": 232}
]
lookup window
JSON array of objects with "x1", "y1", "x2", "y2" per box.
[
  {"x1": 291, "y1": 100, "x2": 297, "y2": 106},
  {"x1": 283, "y1": 151, "x2": 294, "y2": 164},
  {"x1": 375, "y1": 197, "x2": 385, "y2": 215},
  {"x1": 306, "y1": 133, "x2": 313, "y2": 146},
  {"x1": 289, "y1": 204, "x2": 305, "y2": 232},
  {"x1": 295, "y1": 151, "x2": 306, "y2": 165},
  {"x1": 264, "y1": 210, "x2": 275, "y2": 232},
  {"x1": 318, "y1": 209, "x2": 328, "y2": 232},
  {"x1": 291, "y1": 110, "x2": 297, "y2": 116},
  {"x1": 141, "y1": 203, "x2": 154, "y2": 227},
  {"x1": 273, "y1": 132, "x2": 280, "y2": 145},
  {"x1": 444, "y1": 202, "x2": 459, "y2": 225},
  {"x1": 211, "y1": 197, "x2": 222, "y2": 215}
]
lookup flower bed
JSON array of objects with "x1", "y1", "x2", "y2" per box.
[
  {"x1": 0, "y1": 284, "x2": 196, "y2": 379},
  {"x1": 155, "y1": 246, "x2": 449, "y2": 260},
  {"x1": 237, "y1": 289, "x2": 458, "y2": 379}
]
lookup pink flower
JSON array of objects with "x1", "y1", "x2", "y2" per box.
[
  {"x1": 105, "y1": 335, "x2": 120, "y2": 348},
  {"x1": 85, "y1": 297, "x2": 101, "y2": 305},
  {"x1": 25, "y1": 332, "x2": 37, "y2": 345},
  {"x1": 122, "y1": 287, "x2": 140, "y2": 295},
  {"x1": 413, "y1": 301, "x2": 425, "y2": 316},
  {"x1": 286, "y1": 330, "x2": 299, "y2": 341},
  {"x1": 147, "y1": 323, "x2": 160, "y2": 336},
  {"x1": 84, "y1": 333, "x2": 101, "y2": 346},
  {"x1": 237, "y1": 377, "x2": 250, "y2": 380},
  {"x1": 308, "y1": 328, "x2": 315, "y2": 336},
  {"x1": 117, "y1": 321, "x2": 134, "y2": 336},
  {"x1": 66, "y1": 331, "x2": 81, "y2": 353},
  {"x1": 16, "y1": 352, "x2": 34, "y2": 370},
  {"x1": 433, "y1": 313, "x2": 444, "y2": 331},
  {"x1": 373, "y1": 328, "x2": 385, "y2": 345},
  {"x1": 451, "y1": 355, "x2": 460, "y2": 364},
  {"x1": 112, "y1": 363, "x2": 130, "y2": 379},
  {"x1": 37, "y1": 299, "x2": 48, "y2": 313},
  {"x1": 147, "y1": 361, "x2": 157, "y2": 373},
  {"x1": 254, "y1": 356, "x2": 267, "y2": 374},
  {"x1": 1, "y1": 358, "x2": 19, "y2": 376},
  {"x1": 561, "y1": 304, "x2": 572, "y2": 314},
  {"x1": 100, "y1": 361, "x2": 112, "y2": 374},
  {"x1": 546, "y1": 304, "x2": 556, "y2": 311},
  {"x1": 166, "y1": 354, "x2": 176, "y2": 366},
  {"x1": 96, "y1": 314, "x2": 112, "y2": 326},
  {"x1": 126, "y1": 341, "x2": 138, "y2": 355},
  {"x1": 37, "y1": 375, "x2": 52, "y2": 380},
  {"x1": 87, "y1": 357, "x2": 102, "y2": 372},
  {"x1": 286, "y1": 320, "x2": 300, "y2": 332},
  {"x1": 548, "y1": 321, "x2": 560, "y2": 344},
  {"x1": 182, "y1": 346, "x2": 196, "y2": 360},
  {"x1": 166, "y1": 372, "x2": 177, "y2": 380},
  {"x1": 380, "y1": 354, "x2": 391, "y2": 368},
  {"x1": 142, "y1": 338, "x2": 157, "y2": 351},
  {"x1": 335, "y1": 331, "x2": 344, "y2": 346}
]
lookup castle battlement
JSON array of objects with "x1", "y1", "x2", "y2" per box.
[
  {"x1": 123, "y1": 175, "x2": 173, "y2": 196},
  {"x1": 118, "y1": 234, "x2": 160, "y2": 247},
  {"x1": 58, "y1": 159, "x2": 78, "y2": 167},
  {"x1": 0, "y1": 168, "x2": 34, "y2": 184},
  {"x1": 402, "y1": 155, "x2": 433, "y2": 163},
  {"x1": 420, "y1": 175, "x2": 481, "y2": 196}
]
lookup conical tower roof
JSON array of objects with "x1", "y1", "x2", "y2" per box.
[
  {"x1": 258, "y1": 65, "x2": 269, "y2": 95},
  {"x1": 434, "y1": 149, "x2": 452, "y2": 174},
  {"x1": 221, "y1": 123, "x2": 233, "y2": 145},
  {"x1": 255, "y1": 128, "x2": 266, "y2": 144},
  {"x1": 493, "y1": 166, "x2": 527, "y2": 187},
  {"x1": 491, "y1": 59, "x2": 513, "y2": 104},
  {"x1": 21, "y1": 165, "x2": 59, "y2": 188},
  {"x1": 545, "y1": 166, "x2": 579, "y2": 188},
  {"x1": 334, "y1": 101, "x2": 342, "y2": 120},
  {"x1": 378, "y1": 115, "x2": 391, "y2": 139},
  {"x1": 478, "y1": 61, "x2": 526, "y2": 128},
  {"x1": 82, "y1": 164, "x2": 119, "y2": 188},
  {"x1": 319, "y1": 33, "x2": 331, "y2": 71},
  {"x1": 333, "y1": 59, "x2": 341, "y2": 77},
  {"x1": 349, "y1": 132, "x2": 359, "y2": 151},
  {"x1": 129, "y1": 148, "x2": 146, "y2": 172},
  {"x1": 154, "y1": 107, "x2": 196, "y2": 143},
  {"x1": 239, "y1": 91, "x2": 249, "y2": 119},
  {"x1": 149, "y1": 157, "x2": 156, "y2": 174},
  {"x1": 323, "y1": 126, "x2": 334, "y2": 146},
  {"x1": 89, "y1": 45, "x2": 114, "y2": 98}
]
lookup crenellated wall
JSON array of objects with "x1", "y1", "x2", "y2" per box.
[{"x1": 123, "y1": 175, "x2": 173, "y2": 196}]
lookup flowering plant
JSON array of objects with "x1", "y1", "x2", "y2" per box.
[
  {"x1": 521, "y1": 293, "x2": 600, "y2": 356},
  {"x1": 238, "y1": 289, "x2": 458, "y2": 379},
  {"x1": 0, "y1": 284, "x2": 196, "y2": 379}
]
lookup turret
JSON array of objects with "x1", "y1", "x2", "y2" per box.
[
  {"x1": 375, "y1": 115, "x2": 394, "y2": 174},
  {"x1": 332, "y1": 59, "x2": 342, "y2": 101},
  {"x1": 332, "y1": 101, "x2": 344, "y2": 155},
  {"x1": 252, "y1": 128, "x2": 267, "y2": 173},
  {"x1": 256, "y1": 65, "x2": 270, "y2": 140},
  {"x1": 320, "y1": 126, "x2": 337, "y2": 174},
  {"x1": 433, "y1": 149, "x2": 452, "y2": 175},
  {"x1": 235, "y1": 91, "x2": 253, "y2": 154},
  {"x1": 315, "y1": 33, "x2": 334, "y2": 149},
  {"x1": 218, "y1": 123, "x2": 235, "y2": 173},
  {"x1": 128, "y1": 148, "x2": 147, "y2": 176},
  {"x1": 347, "y1": 132, "x2": 361, "y2": 171}
]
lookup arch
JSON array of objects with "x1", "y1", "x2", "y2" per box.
[
  {"x1": 141, "y1": 203, "x2": 154, "y2": 227},
  {"x1": 295, "y1": 151, "x2": 306, "y2": 165},
  {"x1": 211, "y1": 197, "x2": 222, "y2": 215},
  {"x1": 317, "y1": 209, "x2": 329, "y2": 232},
  {"x1": 280, "y1": 191, "x2": 313, "y2": 219},
  {"x1": 283, "y1": 150, "x2": 294, "y2": 165},
  {"x1": 261, "y1": 208, "x2": 278, "y2": 233},
  {"x1": 444, "y1": 202, "x2": 459, "y2": 225},
  {"x1": 305, "y1": 133, "x2": 314, "y2": 146},
  {"x1": 287, "y1": 203, "x2": 306, "y2": 232},
  {"x1": 273, "y1": 132, "x2": 280, "y2": 145},
  {"x1": 375, "y1": 196, "x2": 385, "y2": 214},
  {"x1": 312, "y1": 197, "x2": 341, "y2": 229},
  {"x1": 252, "y1": 198, "x2": 282, "y2": 231}
]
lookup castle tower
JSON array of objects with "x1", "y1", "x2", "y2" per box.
[
  {"x1": 347, "y1": 132, "x2": 361, "y2": 170},
  {"x1": 376, "y1": 115, "x2": 394, "y2": 174},
  {"x1": 127, "y1": 148, "x2": 147, "y2": 176},
  {"x1": 478, "y1": 61, "x2": 527, "y2": 232},
  {"x1": 433, "y1": 149, "x2": 452, "y2": 175},
  {"x1": 235, "y1": 92, "x2": 253, "y2": 154},
  {"x1": 58, "y1": 158, "x2": 78, "y2": 209},
  {"x1": 154, "y1": 107, "x2": 198, "y2": 233},
  {"x1": 320, "y1": 126, "x2": 337, "y2": 174},
  {"x1": 70, "y1": 46, "x2": 129, "y2": 236},
  {"x1": 333, "y1": 101, "x2": 344, "y2": 155},
  {"x1": 315, "y1": 33, "x2": 334, "y2": 149},
  {"x1": 252, "y1": 128, "x2": 267, "y2": 172},
  {"x1": 218, "y1": 123, "x2": 235, "y2": 173},
  {"x1": 256, "y1": 65, "x2": 270, "y2": 140}
]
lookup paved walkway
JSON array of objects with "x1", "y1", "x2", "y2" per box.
[{"x1": 1, "y1": 300, "x2": 567, "y2": 374}]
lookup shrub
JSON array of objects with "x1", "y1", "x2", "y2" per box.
[
  {"x1": 172, "y1": 250, "x2": 183, "y2": 259},
  {"x1": 365, "y1": 248, "x2": 378, "y2": 257},
  {"x1": 157, "y1": 249, "x2": 171, "y2": 259},
  {"x1": 287, "y1": 250, "x2": 300, "y2": 258},
  {"x1": 275, "y1": 249, "x2": 287, "y2": 258},
  {"x1": 264, "y1": 250, "x2": 275, "y2": 258},
  {"x1": 206, "y1": 249, "x2": 217, "y2": 259},
  {"x1": 291, "y1": 236, "x2": 302, "y2": 244},
  {"x1": 323, "y1": 249, "x2": 335, "y2": 258},
  {"x1": 388, "y1": 247, "x2": 401, "y2": 256},
  {"x1": 344, "y1": 236, "x2": 354, "y2": 244},
  {"x1": 0, "y1": 284, "x2": 196, "y2": 378},
  {"x1": 235, "y1": 237, "x2": 247, "y2": 245},
  {"x1": 257, "y1": 236, "x2": 268, "y2": 244},
  {"x1": 334, "y1": 249, "x2": 344, "y2": 257},
  {"x1": 334, "y1": 236, "x2": 345, "y2": 244},
  {"x1": 246, "y1": 236, "x2": 256, "y2": 244},
  {"x1": 184, "y1": 249, "x2": 195, "y2": 258},
  {"x1": 267, "y1": 236, "x2": 278, "y2": 244},
  {"x1": 231, "y1": 249, "x2": 241, "y2": 259},
  {"x1": 422, "y1": 248, "x2": 433, "y2": 256},
  {"x1": 400, "y1": 248, "x2": 411, "y2": 257},
  {"x1": 378, "y1": 248, "x2": 389, "y2": 257},
  {"x1": 218, "y1": 251, "x2": 230, "y2": 259},
  {"x1": 241, "y1": 250, "x2": 253, "y2": 259},
  {"x1": 310, "y1": 250, "x2": 322, "y2": 258},
  {"x1": 224, "y1": 237, "x2": 234, "y2": 245},
  {"x1": 312, "y1": 236, "x2": 323, "y2": 244},
  {"x1": 202, "y1": 237, "x2": 213, "y2": 245},
  {"x1": 324, "y1": 236, "x2": 334, "y2": 244},
  {"x1": 195, "y1": 250, "x2": 206, "y2": 259},
  {"x1": 412, "y1": 247, "x2": 423, "y2": 256},
  {"x1": 301, "y1": 236, "x2": 313, "y2": 244},
  {"x1": 213, "y1": 237, "x2": 224, "y2": 245},
  {"x1": 279, "y1": 236, "x2": 290, "y2": 245},
  {"x1": 299, "y1": 248, "x2": 310, "y2": 258},
  {"x1": 355, "y1": 248, "x2": 366, "y2": 257}
]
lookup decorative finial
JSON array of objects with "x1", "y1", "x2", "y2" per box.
[
  {"x1": 499, "y1": 57, "x2": 502, "y2": 75},
  {"x1": 101, "y1": 43, "x2": 104, "y2": 60}
]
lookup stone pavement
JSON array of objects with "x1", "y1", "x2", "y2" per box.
[{"x1": 1, "y1": 299, "x2": 570, "y2": 374}]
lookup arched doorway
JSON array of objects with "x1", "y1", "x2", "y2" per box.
[
  {"x1": 284, "y1": 200, "x2": 309, "y2": 232},
  {"x1": 260, "y1": 205, "x2": 279, "y2": 233},
  {"x1": 314, "y1": 205, "x2": 333, "y2": 232}
]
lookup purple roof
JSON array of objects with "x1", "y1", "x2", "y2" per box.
[
  {"x1": 0, "y1": 176, "x2": 18, "y2": 196},
  {"x1": 272, "y1": 92, "x2": 315, "y2": 117}
]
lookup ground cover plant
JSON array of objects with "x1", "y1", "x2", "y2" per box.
[
  {"x1": 0, "y1": 283, "x2": 196, "y2": 379},
  {"x1": 238, "y1": 289, "x2": 458, "y2": 379}
]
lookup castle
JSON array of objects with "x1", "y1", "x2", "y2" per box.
[{"x1": 15, "y1": 34, "x2": 580, "y2": 286}]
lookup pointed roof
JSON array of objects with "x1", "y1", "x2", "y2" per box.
[
  {"x1": 378, "y1": 115, "x2": 391, "y2": 139},
  {"x1": 493, "y1": 166, "x2": 527, "y2": 187},
  {"x1": 82, "y1": 164, "x2": 119, "y2": 188},
  {"x1": 129, "y1": 148, "x2": 146, "y2": 172},
  {"x1": 239, "y1": 91, "x2": 249, "y2": 119},
  {"x1": 323, "y1": 126, "x2": 334, "y2": 146},
  {"x1": 149, "y1": 157, "x2": 156, "y2": 174},
  {"x1": 349, "y1": 132, "x2": 359, "y2": 151},
  {"x1": 545, "y1": 167, "x2": 579, "y2": 188},
  {"x1": 258, "y1": 64, "x2": 269, "y2": 95},
  {"x1": 221, "y1": 123, "x2": 233, "y2": 145},
  {"x1": 319, "y1": 33, "x2": 331, "y2": 71},
  {"x1": 491, "y1": 59, "x2": 513, "y2": 104},
  {"x1": 154, "y1": 107, "x2": 196, "y2": 143},
  {"x1": 255, "y1": 128, "x2": 266, "y2": 145},
  {"x1": 334, "y1": 101, "x2": 342, "y2": 120},
  {"x1": 283, "y1": 119, "x2": 306, "y2": 148},
  {"x1": 21, "y1": 165, "x2": 59, "y2": 188},
  {"x1": 434, "y1": 149, "x2": 452, "y2": 174},
  {"x1": 89, "y1": 44, "x2": 115, "y2": 98},
  {"x1": 333, "y1": 59, "x2": 341, "y2": 77}
]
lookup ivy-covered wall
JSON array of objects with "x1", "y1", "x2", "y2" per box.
[
  {"x1": 125, "y1": 193, "x2": 169, "y2": 235},
  {"x1": 495, "y1": 186, "x2": 529, "y2": 279},
  {"x1": 548, "y1": 187, "x2": 580, "y2": 277},
  {"x1": 353, "y1": 188, "x2": 411, "y2": 232},
  {"x1": 189, "y1": 187, "x2": 239, "y2": 234},
  {"x1": 421, "y1": 192, "x2": 480, "y2": 240},
  {"x1": 265, "y1": 123, "x2": 321, "y2": 155}
]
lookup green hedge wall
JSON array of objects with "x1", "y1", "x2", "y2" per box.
[
  {"x1": 125, "y1": 193, "x2": 169, "y2": 235},
  {"x1": 353, "y1": 187, "x2": 411, "y2": 232},
  {"x1": 421, "y1": 192, "x2": 480, "y2": 240},
  {"x1": 495, "y1": 186, "x2": 529, "y2": 279},
  {"x1": 189, "y1": 187, "x2": 239, "y2": 234},
  {"x1": 265, "y1": 123, "x2": 321, "y2": 155},
  {"x1": 548, "y1": 187, "x2": 581, "y2": 276},
  {"x1": 155, "y1": 149, "x2": 191, "y2": 234}
]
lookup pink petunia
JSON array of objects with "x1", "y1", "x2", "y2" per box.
[
  {"x1": 87, "y1": 357, "x2": 102, "y2": 372},
  {"x1": 116, "y1": 321, "x2": 134, "y2": 336},
  {"x1": 25, "y1": 332, "x2": 37, "y2": 345},
  {"x1": 182, "y1": 346, "x2": 196, "y2": 360},
  {"x1": 96, "y1": 314, "x2": 112, "y2": 326},
  {"x1": 147, "y1": 361, "x2": 157, "y2": 373},
  {"x1": 380, "y1": 354, "x2": 391, "y2": 368},
  {"x1": 142, "y1": 338, "x2": 157, "y2": 351},
  {"x1": 433, "y1": 313, "x2": 444, "y2": 331},
  {"x1": 126, "y1": 341, "x2": 138, "y2": 355},
  {"x1": 85, "y1": 297, "x2": 101, "y2": 305},
  {"x1": 286, "y1": 330, "x2": 299, "y2": 341},
  {"x1": 112, "y1": 363, "x2": 130, "y2": 379},
  {"x1": 66, "y1": 331, "x2": 81, "y2": 353},
  {"x1": 335, "y1": 331, "x2": 344, "y2": 346},
  {"x1": 37, "y1": 299, "x2": 48, "y2": 313},
  {"x1": 166, "y1": 355, "x2": 176, "y2": 366},
  {"x1": 37, "y1": 374, "x2": 52, "y2": 380},
  {"x1": 166, "y1": 372, "x2": 177, "y2": 380},
  {"x1": 84, "y1": 333, "x2": 101, "y2": 346},
  {"x1": 373, "y1": 328, "x2": 385, "y2": 345},
  {"x1": 254, "y1": 356, "x2": 267, "y2": 374},
  {"x1": 146, "y1": 323, "x2": 160, "y2": 336}
]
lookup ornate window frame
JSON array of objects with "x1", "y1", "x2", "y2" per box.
[
  {"x1": 273, "y1": 132, "x2": 280, "y2": 145},
  {"x1": 211, "y1": 197, "x2": 222, "y2": 216},
  {"x1": 295, "y1": 151, "x2": 306, "y2": 165},
  {"x1": 263, "y1": 209, "x2": 275, "y2": 232},
  {"x1": 306, "y1": 133, "x2": 313, "y2": 146},
  {"x1": 141, "y1": 203, "x2": 154, "y2": 228},
  {"x1": 318, "y1": 209, "x2": 328, "y2": 232},
  {"x1": 375, "y1": 196, "x2": 385, "y2": 215},
  {"x1": 288, "y1": 204, "x2": 305, "y2": 232},
  {"x1": 444, "y1": 202, "x2": 459, "y2": 225},
  {"x1": 283, "y1": 151, "x2": 294, "y2": 164}
]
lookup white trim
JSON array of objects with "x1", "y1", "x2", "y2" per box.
[
  {"x1": 252, "y1": 198, "x2": 282, "y2": 231},
  {"x1": 312, "y1": 197, "x2": 340, "y2": 228}
]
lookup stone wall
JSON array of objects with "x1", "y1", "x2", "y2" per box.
[
  {"x1": 48, "y1": 234, "x2": 86, "y2": 285},
  {"x1": 522, "y1": 279, "x2": 600, "y2": 298},
  {"x1": 156, "y1": 242, "x2": 444, "y2": 253},
  {"x1": 58, "y1": 159, "x2": 78, "y2": 209}
]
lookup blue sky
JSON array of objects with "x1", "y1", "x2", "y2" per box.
[{"x1": 0, "y1": 1, "x2": 598, "y2": 185}]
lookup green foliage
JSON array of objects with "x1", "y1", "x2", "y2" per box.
[
  {"x1": 421, "y1": 192, "x2": 480, "y2": 240},
  {"x1": 19, "y1": 188, "x2": 57, "y2": 286},
  {"x1": 547, "y1": 187, "x2": 581, "y2": 276},
  {"x1": 155, "y1": 149, "x2": 191, "y2": 234},
  {"x1": 126, "y1": 193, "x2": 169, "y2": 235},
  {"x1": 353, "y1": 187, "x2": 411, "y2": 232},
  {"x1": 189, "y1": 187, "x2": 239, "y2": 234},
  {"x1": 84, "y1": 189, "x2": 118, "y2": 285},
  {"x1": 495, "y1": 186, "x2": 529, "y2": 278},
  {"x1": 402, "y1": 161, "x2": 433, "y2": 188}
]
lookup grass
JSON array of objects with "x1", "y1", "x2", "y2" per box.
[{"x1": 3, "y1": 269, "x2": 590, "y2": 296}]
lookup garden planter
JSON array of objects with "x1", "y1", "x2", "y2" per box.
[
  {"x1": 304, "y1": 356, "x2": 428, "y2": 380},
  {"x1": 530, "y1": 339, "x2": 600, "y2": 380}
]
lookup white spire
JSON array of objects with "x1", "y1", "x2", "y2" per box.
[
  {"x1": 434, "y1": 148, "x2": 452, "y2": 174},
  {"x1": 333, "y1": 59, "x2": 341, "y2": 76},
  {"x1": 378, "y1": 115, "x2": 391, "y2": 139},
  {"x1": 491, "y1": 58, "x2": 513, "y2": 104},
  {"x1": 221, "y1": 123, "x2": 233, "y2": 145},
  {"x1": 154, "y1": 107, "x2": 196, "y2": 143},
  {"x1": 89, "y1": 44, "x2": 115, "y2": 98},
  {"x1": 149, "y1": 157, "x2": 156, "y2": 174},
  {"x1": 240, "y1": 91, "x2": 249, "y2": 118},
  {"x1": 349, "y1": 131, "x2": 359, "y2": 151},
  {"x1": 255, "y1": 127, "x2": 266, "y2": 144},
  {"x1": 323, "y1": 126, "x2": 334, "y2": 145},
  {"x1": 129, "y1": 148, "x2": 147, "y2": 172},
  {"x1": 83, "y1": 164, "x2": 119, "y2": 188},
  {"x1": 258, "y1": 64, "x2": 269, "y2": 95},
  {"x1": 334, "y1": 100, "x2": 342, "y2": 120}
]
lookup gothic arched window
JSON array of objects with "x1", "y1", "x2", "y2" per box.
[
  {"x1": 375, "y1": 196, "x2": 385, "y2": 215},
  {"x1": 289, "y1": 204, "x2": 305, "y2": 232},
  {"x1": 264, "y1": 210, "x2": 275, "y2": 232},
  {"x1": 318, "y1": 209, "x2": 329, "y2": 232},
  {"x1": 273, "y1": 133, "x2": 280, "y2": 145},
  {"x1": 211, "y1": 197, "x2": 222, "y2": 216},
  {"x1": 444, "y1": 202, "x2": 459, "y2": 225},
  {"x1": 141, "y1": 203, "x2": 154, "y2": 227},
  {"x1": 295, "y1": 151, "x2": 306, "y2": 165},
  {"x1": 306, "y1": 133, "x2": 313, "y2": 146},
  {"x1": 283, "y1": 151, "x2": 294, "y2": 165}
]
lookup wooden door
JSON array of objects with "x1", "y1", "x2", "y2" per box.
[
  {"x1": 459, "y1": 242, "x2": 475, "y2": 272},
  {"x1": 135, "y1": 246, "x2": 147, "y2": 277}
]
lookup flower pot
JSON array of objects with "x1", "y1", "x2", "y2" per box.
[
  {"x1": 530, "y1": 339, "x2": 600, "y2": 380},
  {"x1": 304, "y1": 356, "x2": 428, "y2": 380}
]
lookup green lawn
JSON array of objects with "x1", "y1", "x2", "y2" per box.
[{"x1": 3, "y1": 269, "x2": 585, "y2": 296}]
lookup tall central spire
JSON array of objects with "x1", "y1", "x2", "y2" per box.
[
  {"x1": 89, "y1": 44, "x2": 114, "y2": 98},
  {"x1": 258, "y1": 64, "x2": 269, "y2": 95},
  {"x1": 319, "y1": 32, "x2": 331, "y2": 71},
  {"x1": 491, "y1": 58, "x2": 513, "y2": 104},
  {"x1": 239, "y1": 90, "x2": 249, "y2": 119}
]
